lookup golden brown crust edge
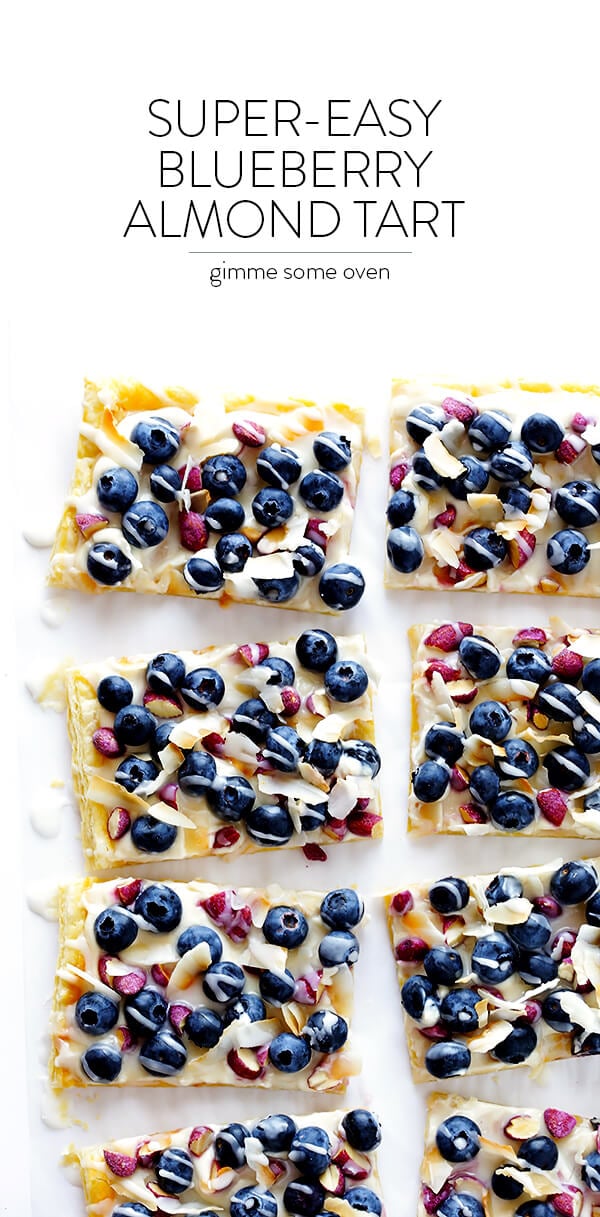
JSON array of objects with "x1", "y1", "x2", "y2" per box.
[{"x1": 50, "y1": 879, "x2": 91, "y2": 1090}]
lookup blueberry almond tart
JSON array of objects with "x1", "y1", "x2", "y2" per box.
[
  {"x1": 48, "y1": 379, "x2": 367, "y2": 612},
  {"x1": 51, "y1": 877, "x2": 365, "y2": 1092},
  {"x1": 65, "y1": 631, "x2": 381, "y2": 870},
  {"x1": 387, "y1": 379, "x2": 600, "y2": 596},
  {"x1": 409, "y1": 619, "x2": 600, "y2": 837},
  {"x1": 386, "y1": 854, "x2": 600, "y2": 1083}
]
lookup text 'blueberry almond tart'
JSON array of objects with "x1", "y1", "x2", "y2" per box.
[
  {"x1": 387, "y1": 378, "x2": 600, "y2": 595},
  {"x1": 51, "y1": 878, "x2": 365, "y2": 1092},
  {"x1": 409, "y1": 619, "x2": 600, "y2": 837},
  {"x1": 386, "y1": 854, "x2": 600, "y2": 1083},
  {"x1": 48, "y1": 380, "x2": 367, "y2": 613},
  {"x1": 64, "y1": 631, "x2": 381, "y2": 870}
]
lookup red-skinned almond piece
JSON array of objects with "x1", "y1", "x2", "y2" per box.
[
  {"x1": 151, "y1": 962, "x2": 174, "y2": 987},
  {"x1": 143, "y1": 689, "x2": 183, "y2": 718},
  {"x1": 324, "y1": 817, "x2": 348, "y2": 841},
  {"x1": 202, "y1": 732, "x2": 226, "y2": 756},
  {"x1": 537, "y1": 788, "x2": 568, "y2": 827},
  {"x1": 294, "y1": 969, "x2": 322, "y2": 1005},
  {"x1": 115, "y1": 878, "x2": 143, "y2": 906},
  {"x1": 76, "y1": 512, "x2": 109, "y2": 538},
  {"x1": 93, "y1": 728, "x2": 123, "y2": 758},
  {"x1": 227, "y1": 1047, "x2": 265, "y2": 1080},
  {"x1": 418, "y1": 1023, "x2": 449, "y2": 1041},
  {"x1": 179, "y1": 510, "x2": 208, "y2": 552},
  {"x1": 136, "y1": 1136, "x2": 169, "y2": 1168},
  {"x1": 115, "y1": 1026, "x2": 135, "y2": 1052},
  {"x1": 424, "y1": 622, "x2": 473, "y2": 652},
  {"x1": 169, "y1": 1003, "x2": 192, "y2": 1033},
  {"x1": 533, "y1": 894, "x2": 563, "y2": 918},
  {"x1": 544, "y1": 1108, "x2": 578, "y2": 1138},
  {"x1": 107, "y1": 807, "x2": 131, "y2": 840},
  {"x1": 213, "y1": 825, "x2": 241, "y2": 850},
  {"x1": 554, "y1": 1189, "x2": 583, "y2": 1217},
  {"x1": 508, "y1": 528, "x2": 536, "y2": 569},
  {"x1": 435, "y1": 560, "x2": 478, "y2": 587},
  {"x1": 425, "y1": 660, "x2": 462, "y2": 684},
  {"x1": 188, "y1": 1125, "x2": 213, "y2": 1156},
  {"x1": 347, "y1": 810, "x2": 383, "y2": 838},
  {"x1": 232, "y1": 419, "x2": 267, "y2": 447},
  {"x1": 557, "y1": 434, "x2": 586, "y2": 464},
  {"x1": 305, "y1": 693, "x2": 325, "y2": 717},
  {"x1": 434, "y1": 505, "x2": 457, "y2": 528},
  {"x1": 450, "y1": 766, "x2": 469, "y2": 792},
  {"x1": 395, "y1": 936, "x2": 429, "y2": 962},
  {"x1": 390, "y1": 460, "x2": 410, "y2": 489},
  {"x1": 200, "y1": 890, "x2": 253, "y2": 942},
  {"x1": 237, "y1": 642, "x2": 270, "y2": 667},
  {"x1": 333, "y1": 1146, "x2": 372, "y2": 1181},
  {"x1": 552, "y1": 648, "x2": 584, "y2": 680},
  {"x1": 505, "y1": 1114, "x2": 539, "y2": 1140},
  {"x1": 113, "y1": 966, "x2": 147, "y2": 997},
  {"x1": 178, "y1": 464, "x2": 202, "y2": 491},
  {"x1": 459, "y1": 802, "x2": 488, "y2": 824},
  {"x1": 281, "y1": 687, "x2": 301, "y2": 717},
  {"x1": 305, "y1": 518, "x2": 329, "y2": 549},
  {"x1": 513, "y1": 627, "x2": 548, "y2": 647},
  {"x1": 303, "y1": 843, "x2": 328, "y2": 862},
  {"x1": 441, "y1": 396, "x2": 477, "y2": 425},
  {"x1": 158, "y1": 783, "x2": 178, "y2": 809},
  {"x1": 572, "y1": 412, "x2": 596, "y2": 433},
  {"x1": 551, "y1": 927, "x2": 577, "y2": 960},
  {"x1": 321, "y1": 1163, "x2": 345, "y2": 1195},
  {"x1": 448, "y1": 681, "x2": 478, "y2": 705},
  {"x1": 391, "y1": 890, "x2": 414, "y2": 915},
  {"x1": 98, "y1": 956, "x2": 113, "y2": 986},
  {"x1": 422, "y1": 1182, "x2": 454, "y2": 1215},
  {"x1": 523, "y1": 1000, "x2": 542, "y2": 1024},
  {"x1": 104, "y1": 1150, "x2": 138, "y2": 1177}
]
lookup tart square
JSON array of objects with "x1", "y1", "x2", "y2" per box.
[
  {"x1": 48, "y1": 379, "x2": 367, "y2": 613},
  {"x1": 51, "y1": 876, "x2": 365, "y2": 1091},
  {"x1": 386, "y1": 378, "x2": 600, "y2": 595},
  {"x1": 65, "y1": 632, "x2": 381, "y2": 871},
  {"x1": 385, "y1": 854, "x2": 600, "y2": 1084}
]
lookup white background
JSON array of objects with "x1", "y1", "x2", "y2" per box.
[{"x1": 5, "y1": 1, "x2": 600, "y2": 1214}]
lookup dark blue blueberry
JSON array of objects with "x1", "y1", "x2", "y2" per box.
[
  {"x1": 518, "y1": 952, "x2": 558, "y2": 985},
  {"x1": 205, "y1": 497, "x2": 245, "y2": 532},
  {"x1": 230, "y1": 1187, "x2": 277, "y2": 1217},
  {"x1": 257, "y1": 444, "x2": 302, "y2": 489},
  {"x1": 344, "y1": 1187, "x2": 382, "y2": 1214},
  {"x1": 424, "y1": 722, "x2": 465, "y2": 765},
  {"x1": 468, "y1": 410, "x2": 512, "y2": 452},
  {"x1": 583, "y1": 659, "x2": 600, "y2": 698},
  {"x1": 96, "y1": 466, "x2": 138, "y2": 512},
  {"x1": 325, "y1": 660, "x2": 368, "y2": 703},
  {"x1": 318, "y1": 563, "x2": 365, "y2": 609},
  {"x1": 387, "y1": 488, "x2": 416, "y2": 526},
  {"x1": 94, "y1": 906, "x2": 138, "y2": 953},
  {"x1": 289, "y1": 1126, "x2": 332, "y2": 1176},
  {"x1": 178, "y1": 750, "x2": 217, "y2": 795},
  {"x1": 485, "y1": 874, "x2": 523, "y2": 904},
  {"x1": 301, "y1": 803, "x2": 328, "y2": 832},
  {"x1": 268, "y1": 1032, "x2": 312, "y2": 1073},
  {"x1": 293, "y1": 543, "x2": 326, "y2": 577},
  {"x1": 264, "y1": 905, "x2": 309, "y2": 948},
  {"x1": 245, "y1": 803, "x2": 294, "y2": 847},
  {"x1": 469, "y1": 699, "x2": 512, "y2": 742},
  {"x1": 492, "y1": 1168, "x2": 524, "y2": 1200},
  {"x1": 545, "y1": 745, "x2": 590, "y2": 791},
  {"x1": 537, "y1": 680, "x2": 580, "y2": 721},
  {"x1": 555, "y1": 480, "x2": 600, "y2": 528},
  {"x1": 406, "y1": 402, "x2": 446, "y2": 443},
  {"x1": 516, "y1": 1205, "x2": 556, "y2": 1217},
  {"x1": 259, "y1": 968, "x2": 296, "y2": 1006},
  {"x1": 582, "y1": 1152, "x2": 600, "y2": 1191},
  {"x1": 428, "y1": 877, "x2": 470, "y2": 913},
  {"x1": 202, "y1": 453, "x2": 246, "y2": 498},
  {"x1": 134, "y1": 883, "x2": 182, "y2": 931},
  {"x1": 550, "y1": 860, "x2": 598, "y2": 903},
  {"x1": 320, "y1": 889, "x2": 364, "y2": 930},
  {"x1": 424, "y1": 946, "x2": 463, "y2": 986},
  {"x1": 401, "y1": 975, "x2": 440, "y2": 1023},
  {"x1": 131, "y1": 416, "x2": 180, "y2": 464},
  {"x1": 508, "y1": 912, "x2": 551, "y2": 950},
  {"x1": 305, "y1": 738, "x2": 342, "y2": 776},
  {"x1": 425, "y1": 1040, "x2": 471, "y2": 1079},
  {"x1": 490, "y1": 790, "x2": 535, "y2": 831},
  {"x1": 253, "y1": 572, "x2": 300, "y2": 603},
  {"x1": 458, "y1": 634, "x2": 501, "y2": 680},
  {"x1": 463, "y1": 527, "x2": 507, "y2": 571},
  {"x1": 146, "y1": 651, "x2": 185, "y2": 693},
  {"x1": 80, "y1": 1043, "x2": 122, "y2": 1083},
  {"x1": 138, "y1": 1029, "x2": 187, "y2": 1076},
  {"x1": 439, "y1": 1197, "x2": 483, "y2": 1217},
  {"x1": 155, "y1": 1147, "x2": 193, "y2": 1194},
  {"x1": 183, "y1": 555, "x2": 225, "y2": 594},
  {"x1": 296, "y1": 629, "x2": 337, "y2": 671},
  {"x1": 299, "y1": 470, "x2": 344, "y2": 512},
  {"x1": 313, "y1": 431, "x2": 352, "y2": 471},
  {"x1": 585, "y1": 789, "x2": 600, "y2": 812},
  {"x1": 445, "y1": 455, "x2": 489, "y2": 500},
  {"x1": 440, "y1": 988, "x2": 480, "y2": 1033},
  {"x1": 412, "y1": 450, "x2": 443, "y2": 492},
  {"x1": 342, "y1": 1110, "x2": 382, "y2": 1153},
  {"x1": 215, "y1": 1123, "x2": 250, "y2": 1169},
  {"x1": 97, "y1": 675, "x2": 133, "y2": 712},
  {"x1": 412, "y1": 760, "x2": 450, "y2": 802},
  {"x1": 586, "y1": 891, "x2": 600, "y2": 926},
  {"x1": 131, "y1": 815, "x2": 178, "y2": 853},
  {"x1": 489, "y1": 440, "x2": 533, "y2": 482},
  {"x1": 112, "y1": 1206, "x2": 153, "y2": 1217},
  {"x1": 305, "y1": 1009, "x2": 348, "y2": 1052},
  {"x1": 573, "y1": 715, "x2": 600, "y2": 753},
  {"x1": 231, "y1": 697, "x2": 277, "y2": 743},
  {"x1": 521, "y1": 412, "x2": 565, "y2": 453},
  {"x1": 435, "y1": 1115, "x2": 481, "y2": 1163},
  {"x1": 318, "y1": 930, "x2": 359, "y2": 967},
  {"x1": 593, "y1": 444, "x2": 600, "y2": 468},
  {"x1": 542, "y1": 989, "x2": 577, "y2": 1033},
  {"x1": 87, "y1": 541, "x2": 132, "y2": 586},
  {"x1": 387, "y1": 525, "x2": 425, "y2": 574},
  {"x1": 547, "y1": 528, "x2": 590, "y2": 575},
  {"x1": 149, "y1": 463, "x2": 181, "y2": 503},
  {"x1": 499, "y1": 483, "x2": 533, "y2": 516},
  {"x1": 113, "y1": 703, "x2": 155, "y2": 746},
  {"x1": 495, "y1": 738, "x2": 539, "y2": 780},
  {"x1": 185, "y1": 1006, "x2": 224, "y2": 1048},
  {"x1": 342, "y1": 739, "x2": 381, "y2": 777},
  {"x1": 471, "y1": 931, "x2": 516, "y2": 983},
  {"x1": 181, "y1": 667, "x2": 225, "y2": 711},
  {"x1": 491, "y1": 1022, "x2": 537, "y2": 1064},
  {"x1": 122, "y1": 500, "x2": 169, "y2": 548},
  {"x1": 215, "y1": 532, "x2": 252, "y2": 573},
  {"x1": 202, "y1": 961, "x2": 246, "y2": 1004},
  {"x1": 75, "y1": 992, "x2": 118, "y2": 1037},
  {"x1": 124, "y1": 988, "x2": 167, "y2": 1036},
  {"x1": 208, "y1": 775, "x2": 255, "y2": 822},
  {"x1": 469, "y1": 764, "x2": 500, "y2": 808},
  {"x1": 258, "y1": 656, "x2": 296, "y2": 686},
  {"x1": 223, "y1": 994, "x2": 266, "y2": 1026},
  {"x1": 283, "y1": 1178, "x2": 325, "y2": 1216},
  {"x1": 252, "y1": 486, "x2": 295, "y2": 528},
  {"x1": 252, "y1": 1114, "x2": 297, "y2": 1154},
  {"x1": 151, "y1": 720, "x2": 179, "y2": 761},
  {"x1": 177, "y1": 924, "x2": 222, "y2": 964},
  {"x1": 506, "y1": 646, "x2": 552, "y2": 685}
]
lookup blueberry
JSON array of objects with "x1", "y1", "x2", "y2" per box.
[
  {"x1": 489, "y1": 440, "x2": 533, "y2": 482},
  {"x1": 114, "y1": 704, "x2": 155, "y2": 747},
  {"x1": 75, "y1": 992, "x2": 118, "y2": 1037},
  {"x1": 412, "y1": 451, "x2": 443, "y2": 493},
  {"x1": 484, "y1": 874, "x2": 523, "y2": 904},
  {"x1": 202, "y1": 961, "x2": 245, "y2": 1004},
  {"x1": 463, "y1": 527, "x2": 507, "y2": 570},
  {"x1": 205, "y1": 497, "x2": 245, "y2": 532},
  {"x1": 149, "y1": 463, "x2": 181, "y2": 503},
  {"x1": 518, "y1": 1135, "x2": 559, "y2": 1173},
  {"x1": 320, "y1": 889, "x2": 364, "y2": 930},
  {"x1": 325, "y1": 660, "x2": 368, "y2": 702},
  {"x1": 183, "y1": 555, "x2": 225, "y2": 594},
  {"x1": 424, "y1": 722, "x2": 465, "y2": 765},
  {"x1": 491, "y1": 1167, "x2": 524, "y2": 1200},
  {"x1": 177, "y1": 924, "x2": 222, "y2": 964},
  {"x1": 293, "y1": 543, "x2": 326, "y2": 577},
  {"x1": 245, "y1": 803, "x2": 294, "y2": 846},
  {"x1": 318, "y1": 930, "x2": 359, "y2": 967},
  {"x1": 134, "y1": 884, "x2": 182, "y2": 931},
  {"x1": 469, "y1": 764, "x2": 500, "y2": 808},
  {"x1": 252, "y1": 486, "x2": 295, "y2": 527},
  {"x1": 401, "y1": 975, "x2": 440, "y2": 1023},
  {"x1": 305, "y1": 738, "x2": 342, "y2": 776},
  {"x1": 96, "y1": 466, "x2": 138, "y2": 512},
  {"x1": 202, "y1": 453, "x2": 246, "y2": 498},
  {"x1": 491, "y1": 1022, "x2": 537, "y2": 1064},
  {"x1": 555, "y1": 480, "x2": 600, "y2": 528},
  {"x1": 544, "y1": 745, "x2": 590, "y2": 791},
  {"x1": 387, "y1": 488, "x2": 416, "y2": 525},
  {"x1": 406, "y1": 402, "x2": 446, "y2": 443},
  {"x1": 425, "y1": 1040, "x2": 471, "y2": 1078},
  {"x1": 290, "y1": 1125, "x2": 332, "y2": 1176},
  {"x1": 263, "y1": 725, "x2": 305, "y2": 772},
  {"x1": 537, "y1": 680, "x2": 580, "y2": 721},
  {"x1": 268, "y1": 1032, "x2": 311, "y2": 1072},
  {"x1": 582, "y1": 1152, "x2": 600, "y2": 1191},
  {"x1": 181, "y1": 667, "x2": 225, "y2": 712},
  {"x1": 296, "y1": 629, "x2": 337, "y2": 670},
  {"x1": 124, "y1": 989, "x2": 167, "y2": 1036},
  {"x1": 445, "y1": 455, "x2": 489, "y2": 500},
  {"x1": 223, "y1": 994, "x2": 266, "y2": 1026},
  {"x1": 541, "y1": 989, "x2": 577, "y2": 1033},
  {"x1": 215, "y1": 532, "x2": 253, "y2": 572},
  {"x1": 87, "y1": 542, "x2": 132, "y2": 586},
  {"x1": 342, "y1": 1110, "x2": 382, "y2": 1153},
  {"x1": 264, "y1": 905, "x2": 309, "y2": 948},
  {"x1": 585, "y1": 789, "x2": 600, "y2": 812},
  {"x1": 257, "y1": 444, "x2": 302, "y2": 489},
  {"x1": 439, "y1": 1197, "x2": 483, "y2": 1217},
  {"x1": 301, "y1": 806, "x2": 327, "y2": 832},
  {"x1": 231, "y1": 698, "x2": 277, "y2": 743},
  {"x1": 299, "y1": 470, "x2": 344, "y2": 512},
  {"x1": 122, "y1": 500, "x2": 169, "y2": 548},
  {"x1": 387, "y1": 526, "x2": 424, "y2": 573},
  {"x1": 230, "y1": 1187, "x2": 277, "y2": 1217},
  {"x1": 313, "y1": 430, "x2": 352, "y2": 471},
  {"x1": 428, "y1": 877, "x2": 470, "y2": 914},
  {"x1": 254, "y1": 572, "x2": 301, "y2": 603},
  {"x1": 458, "y1": 634, "x2": 501, "y2": 680},
  {"x1": 178, "y1": 750, "x2": 217, "y2": 795},
  {"x1": 282, "y1": 1179, "x2": 325, "y2": 1216},
  {"x1": 185, "y1": 1006, "x2": 224, "y2": 1048},
  {"x1": 131, "y1": 416, "x2": 180, "y2": 464},
  {"x1": 435, "y1": 1114, "x2": 481, "y2": 1163},
  {"x1": 499, "y1": 483, "x2": 533, "y2": 516},
  {"x1": 471, "y1": 931, "x2": 516, "y2": 983},
  {"x1": 586, "y1": 891, "x2": 600, "y2": 926},
  {"x1": 112, "y1": 1206, "x2": 153, "y2": 1217},
  {"x1": 519, "y1": 951, "x2": 558, "y2": 985},
  {"x1": 155, "y1": 1147, "x2": 193, "y2": 1194},
  {"x1": 80, "y1": 1043, "x2": 122, "y2": 1083},
  {"x1": 146, "y1": 652, "x2": 186, "y2": 693},
  {"x1": 318, "y1": 563, "x2": 365, "y2": 609},
  {"x1": 207, "y1": 775, "x2": 255, "y2": 821},
  {"x1": 139, "y1": 1029, "x2": 187, "y2": 1077},
  {"x1": 468, "y1": 700, "x2": 512, "y2": 742},
  {"x1": 508, "y1": 912, "x2": 551, "y2": 950},
  {"x1": 252, "y1": 1113, "x2": 297, "y2": 1154},
  {"x1": 131, "y1": 815, "x2": 178, "y2": 853},
  {"x1": 490, "y1": 791, "x2": 535, "y2": 831},
  {"x1": 468, "y1": 410, "x2": 512, "y2": 452},
  {"x1": 412, "y1": 760, "x2": 450, "y2": 802},
  {"x1": 573, "y1": 715, "x2": 600, "y2": 753},
  {"x1": 495, "y1": 738, "x2": 539, "y2": 780},
  {"x1": 583, "y1": 659, "x2": 600, "y2": 698},
  {"x1": 259, "y1": 968, "x2": 296, "y2": 1006},
  {"x1": 424, "y1": 946, "x2": 463, "y2": 985},
  {"x1": 94, "y1": 906, "x2": 138, "y2": 953},
  {"x1": 305, "y1": 1009, "x2": 348, "y2": 1052},
  {"x1": 342, "y1": 739, "x2": 381, "y2": 777},
  {"x1": 547, "y1": 528, "x2": 590, "y2": 575},
  {"x1": 149, "y1": 711, "x2": 178, "y2": 757},
  {"x1": 521, "y1": 412, "x2": 564, "y2": 452},
  {"x1": 440, "y1": 988, "x2": 480, "y2": 1033},
  {"x1": 97, "y1": 675, "x2": 133, "y2": 712},
  {"x1": 550, "y1": 859, "x2": 598, "y2": 903},
  {"x1": 506, "y1": 646, "x2": 552, "y2": 685},
  {"x1": 344, "y1": 1186, "x2": 382, "y2": 1214},
  {"x1": 515, "y1": 1205, "x2": 556, "y2": 1217},
  {"x1": 215, "y1": 1122, "x2": 250, "y2": 1169}
]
